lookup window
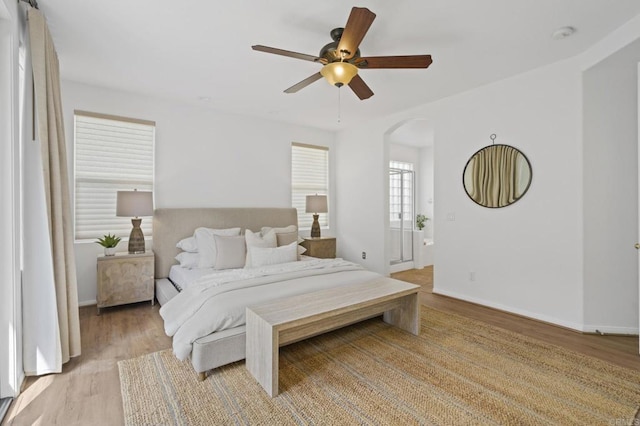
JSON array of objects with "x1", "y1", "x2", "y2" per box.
[
  {"x1": 74, "y1": 111, "x2": 155, "y2": 241},
  {"x1": 291, "y1": 143, "x2": 329, "y2": 229}
]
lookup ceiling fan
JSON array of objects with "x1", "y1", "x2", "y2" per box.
[{"x1": 252, "y1": 7, "x2": 433, "y2": 100}]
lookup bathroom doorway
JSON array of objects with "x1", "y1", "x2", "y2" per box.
[
  {"x1": 389, "y1": 162, "x2": 414, "y2": 265},
  {"x1": 386, "y1": 119, "x2": 435, "y2": 274}
]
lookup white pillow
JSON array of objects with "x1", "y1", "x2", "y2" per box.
[
  {"x1": 194, "y1": 227, "x2": 242, "y2": 268},
  {"x1": 295, "y1": 235, "x2": 307, "y2": 257},
  {"x1": 249, "y1": 242, "x2": 298, "y2": 268},
  {"x1": 176, "y1": 236, "x2": 198, "y2": 253},
  {"x1": 244, "y1": 229, "x2": 277, "y2": 268},
  {"x1": 260, "y1": 225, "x2": 298, "y2": 246},
  {"x1": 175, "y1": 252, "x2": 199, "y2": 269},
  {"x1": 213, "y1": 235, "x2": 246, "y2": 270}
]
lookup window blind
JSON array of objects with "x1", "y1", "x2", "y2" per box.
[
  {"x1": 74, "y1": 111, "x2": 155, "y2": 241},
  {"x1": 291, "y1": 143, "x2": 329, "y2": 229}
]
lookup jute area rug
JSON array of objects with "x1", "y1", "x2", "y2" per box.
[{"x1": 118, "y1": 306, "x2": 640, "y2": 425}]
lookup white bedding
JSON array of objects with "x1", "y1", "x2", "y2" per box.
[
  {"x1": 168, "y1": 265, "x2": 215, "y2": 291},
  {"x1": 160, "y1": 258, "x2": 378, "y2": 360},
  {"x1": 168, "y1": 255, "x2": 316, "y2": 291}
]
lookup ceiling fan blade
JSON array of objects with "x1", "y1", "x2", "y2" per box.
[
  {"x1": 356, "y1": 55, "x2": 433, "y2": 69},
  {"x1": 337, "y1": 7, "x2": 376, "y2": 60},
  {"x1": 284, "y1": 72, "x2": 323, "y2": 93},
  {"x1": 252, "y1": 45, "x2": 322, "y2": 63},
  {"x1": 348, "y1": 74, "x2": 374, "y2": 100}
]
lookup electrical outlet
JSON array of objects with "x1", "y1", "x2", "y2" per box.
[
  {"x1": 362, "y1": 251, "x2": 366, "y2": 259},
  {"x1": 469, "y1": 271, "x2": 476, "y2": 281}
]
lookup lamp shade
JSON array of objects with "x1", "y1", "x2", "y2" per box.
[
  {"x1": 305, "y1": 195, "x2": 328, "y2": 214},
  {"x1": 116, "y1": 190, "x2": 153, "y2": 217},
  {"x1": 320, "y1": 62, "x2": 358, "y2": 87}
]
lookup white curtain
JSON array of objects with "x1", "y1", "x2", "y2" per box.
[{"x1": 22, "y1": 7, "x2": 80, "y2": 375}]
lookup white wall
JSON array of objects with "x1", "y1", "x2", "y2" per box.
[
  {"x1": 335, "y1": 124, "x2": 388, "y2": 274},
  {"x1": 582, "y1": 38, "x2": 640, "y2": 333},
  {"x1": 418, "y1": 146, "x2": 434, "y2": 240},
  {"x1": 61, "y1": 81, "x2": 336, "y2": 305},
  {"x1": 432, "y1": 59, "x2": 584, "y2": 329},
  {"x1": 389, "y1": 143, "x2": 420, "y2": 165}
]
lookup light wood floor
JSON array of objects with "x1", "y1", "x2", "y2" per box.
[
  {"x1": 3, "y1": 266, "x2": 639, "y2": 425},
  {"x1": 393, "y1": 266, "x2": 640, "y2": 371},
  {"x1": 3, "y1": 303, "x2": 171, "y2": 426}
]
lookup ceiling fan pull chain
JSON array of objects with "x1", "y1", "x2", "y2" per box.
[{"x1": 338, "y1": 86, "x2": 342, "y2": 123}]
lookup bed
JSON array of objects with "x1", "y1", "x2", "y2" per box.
[{"x1": 153, "y1": 207, "x2": 381, "y2": 380}]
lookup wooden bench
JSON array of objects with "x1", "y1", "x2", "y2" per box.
[{"x1": 245, "y1": 277, "x2": 420, "y2": 397}]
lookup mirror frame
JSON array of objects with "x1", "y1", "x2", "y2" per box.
[{"x1": 462, "y1": 144, "x2": 532, "y2": 208}]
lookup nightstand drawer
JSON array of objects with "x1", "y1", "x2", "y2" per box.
[
  {"x1": 97, "y1": 251, "x2": 154, "y2": 313},
  {"x1": 301, "y1": 237, "x2": 336, "y2": 259}
]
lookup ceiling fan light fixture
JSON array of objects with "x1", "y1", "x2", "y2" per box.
[{"x1": 320, "y1": 62, "x2": 358, "y2": 87}]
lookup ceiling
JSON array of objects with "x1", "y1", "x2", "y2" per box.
[{"x1": 39, "y1": 0, "x2": 640, "y2": 132}]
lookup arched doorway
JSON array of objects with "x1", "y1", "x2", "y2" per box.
[{"x1": 384, "y1": 118, "x2": 434, "y2": 273}]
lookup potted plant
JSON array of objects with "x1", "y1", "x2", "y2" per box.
[
  {"x1": 416, "y1": 214, "x2": 429, "y2": 231},
  {"x1": 96, "y1": 233, "x2": 121, "y2": 256}
]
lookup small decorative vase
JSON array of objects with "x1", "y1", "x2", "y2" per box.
[{"x1": 104, "y1": 247, "x2": 117, "y2": 256}]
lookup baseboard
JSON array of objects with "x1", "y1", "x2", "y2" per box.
[
  {"x1": 433, "y1": 288, "x2": 587, "y2": 332},
  {"x1": 390, "y1": 261, "x2": 415, "y2": 274},
  {"x1": 582, "y1": 324, "x2": 638, "y2": 336},
  {"x1": 78, "y1": 299, "x2": 97, "y2": 307}
]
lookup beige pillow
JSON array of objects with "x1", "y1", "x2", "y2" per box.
[
  {"x1": 213, "y1": 235, "x2": 246, "y2": 270},
  {"x1": 194, "y1": 227, "x2": 241, "y2": 268},
  {"x1": 261, "y1": 225, "x2": 298, "y2": 246}
]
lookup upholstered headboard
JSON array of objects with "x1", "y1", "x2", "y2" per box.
[{"x1": 153, "y1": 207, "x2": 298, "y2": 278}]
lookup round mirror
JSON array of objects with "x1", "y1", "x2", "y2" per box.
[{"x1": 463, "y1": 144, "x2": 532, "y2": 208}]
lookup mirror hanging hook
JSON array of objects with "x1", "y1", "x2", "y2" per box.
[{"x1": 490, "y1": 134, "x2": 497, "y2": 145}]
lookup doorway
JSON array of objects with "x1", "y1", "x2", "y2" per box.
[
  {"x1": 386, "y1": 118, "x2": 435, "y2": 274},
  {"x1": 389, "y1": 162, "x2": 414, "y2": 265}
]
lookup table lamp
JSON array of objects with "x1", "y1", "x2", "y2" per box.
[
  {"x1": 305, "y1": 194, "x2": 328, "y2": 238},
  {"x1": 116, "y1": 189, "x2": 153, "y2": 254}
]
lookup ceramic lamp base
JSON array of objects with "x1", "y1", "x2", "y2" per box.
[
  {"x1": 310, "y1": 214, "x2": 321, "y2": 238},
  {"x1": 128, "y1": 218, "x2": 146, "y2": 254}
]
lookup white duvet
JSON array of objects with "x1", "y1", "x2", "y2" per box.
[{"x1": 159, "y1": 258, "x2": 380, "y2": 360}]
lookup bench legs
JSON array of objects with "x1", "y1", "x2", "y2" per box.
[
  {"x1": 383, "y1": 292, "x2": 420, "y2": 335},
  {"x1": 246, "y1": 309, "x2": 279, "y2": 396}
]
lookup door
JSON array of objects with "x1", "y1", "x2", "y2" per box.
[{"x1": 389, "y1": 162, "x2": 414, "y2": 264}]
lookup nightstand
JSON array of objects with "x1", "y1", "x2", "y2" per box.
[
  {"x1": 301, "y1": 237, "x2": 336, "y2": 259},
  {"x1": 97, "y1": 251, "x2": 154, "y2": 314}
]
